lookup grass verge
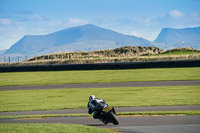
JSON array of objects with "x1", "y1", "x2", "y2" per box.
[
  {"x1": 0, "y1": 123, "x2": 114, "y2": 133},
  {"x1": 117, "y1": 110, "x2": 200, "y2": 116},
  {"x1": 0, "y1": 86, "x2": 200, "y2": 112},
  {"x1": 1, "y1": 110, "x2": 200, "y2": 119},
  {"x1": 0, "y1": 67, "x2": 200, "y2": 86},
  {"x1": 160, "y1": 49, "x2": 200, "y2": 56}
]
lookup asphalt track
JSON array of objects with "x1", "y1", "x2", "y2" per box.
[
  {"x1": 0, "y1": 115, "x2": 200, "y2": 133},
  {"x1": 0, "y1": 80, "x2": 200, "y2": 91}
]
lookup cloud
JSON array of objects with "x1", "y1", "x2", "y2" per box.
[
  {"x1": 67, "y1": 18, "x2": 88, "y2": 25},
  {"x1": 190, "y1": 12, "x2": 200, "y2": 21},
  {"x1": 169, "y1": 10, "x2": 185, "y2": 18},
  {"x1": 48, "y1": 18, "x2": 89, "y2": 30},
  {"x1": 0, "y1": 18, "x2": 12, "y2": 25},
  {"x1": 130, "y1": 30, "x2": 141, "y2": 37},
  {"x1": 0, "y1": 9, "x2": 47, "y2": 22},
  {"x1": 29, "y1": 14, "x2": 45, "y2": 21},
  {"x1": 49, "y1": 21, "x2": 63, "y2": 27},
  {"x1": 0, "y1": 9, "x2": 32, "y2": 19}
]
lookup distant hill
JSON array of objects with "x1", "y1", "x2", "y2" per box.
[
  {"x1": 5, "y1": 24, "x2": 152, "y2": 56},
  {"x1": 28, "y1": 46, "x2": 163, "y2": 61},
  {"x1": 154, "y1": 26, "x2": 200, "y2": 49}
]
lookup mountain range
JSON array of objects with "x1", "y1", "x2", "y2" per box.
[
  {"x1": 4, "y1": 24, "x2": 200, "y2": 57},
  {"x1": 154, "y1": 26, "x2": 200, "y2": 49},
  {"x1": 5, "y1": 24, "x2": 152, "y2": 56}
]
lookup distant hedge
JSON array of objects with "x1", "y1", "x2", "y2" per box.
[{"x1": 0, "y1": 60, "x2": 200, "y2": 72}]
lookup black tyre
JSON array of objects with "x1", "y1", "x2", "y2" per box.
[{"x1": 107, "y1": 112, "x2": 119, "y2": 125}]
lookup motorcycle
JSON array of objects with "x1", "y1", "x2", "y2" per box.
[{"x1": 96, "y1": 103, "x2": 119, "y2": 125}]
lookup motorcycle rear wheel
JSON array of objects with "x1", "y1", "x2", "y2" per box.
[{"x1": 107, "y1": 112, "x2": 119, "y2": 125}]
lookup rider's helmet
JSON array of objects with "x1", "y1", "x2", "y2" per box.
[{"x1": 89, "y1": 95, "x2": 95, "y2": 101}]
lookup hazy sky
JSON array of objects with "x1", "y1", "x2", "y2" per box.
[{"x1": 0, "y1": 0, "x2": 200, "y2": 50}]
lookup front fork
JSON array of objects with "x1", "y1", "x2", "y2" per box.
[{"x1": 112, "y1": 107, "x2": 116, "y2": 115}]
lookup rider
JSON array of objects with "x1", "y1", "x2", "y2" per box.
[{"x1": 87, "y1": 95, "x2": 106, "y2": 120}]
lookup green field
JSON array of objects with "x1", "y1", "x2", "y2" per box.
[
  {"x1": 1, "y1": 86, "x2": 199, "y2": 112},
  {"x1": 160, "y1": 49, "x2": 200, "y2": 56},
  {"x1": 0, "y1": 123, "x2": 114, "y2": 133},
  {"x1": 0, "y1": 67, "x2": 200, "y2": 86}
]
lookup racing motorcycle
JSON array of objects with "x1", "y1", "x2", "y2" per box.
[{"x1": 96, "y1": 103, "x2": 119, "y2": 125}]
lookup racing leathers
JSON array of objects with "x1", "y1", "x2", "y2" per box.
[{"x1": 87, "y1": 98, "x2": 106, "y2": 119}]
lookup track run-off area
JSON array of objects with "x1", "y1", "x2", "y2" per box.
[
  {"x1": 1, "y1": 80, "x2": 200, "y2": 133},
  {"x1": 1, "y1": 115, "x2": 200, "y2": 133},
  {"x1": 0, "y1": 80, "x2": 200, "y2": 91}
]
